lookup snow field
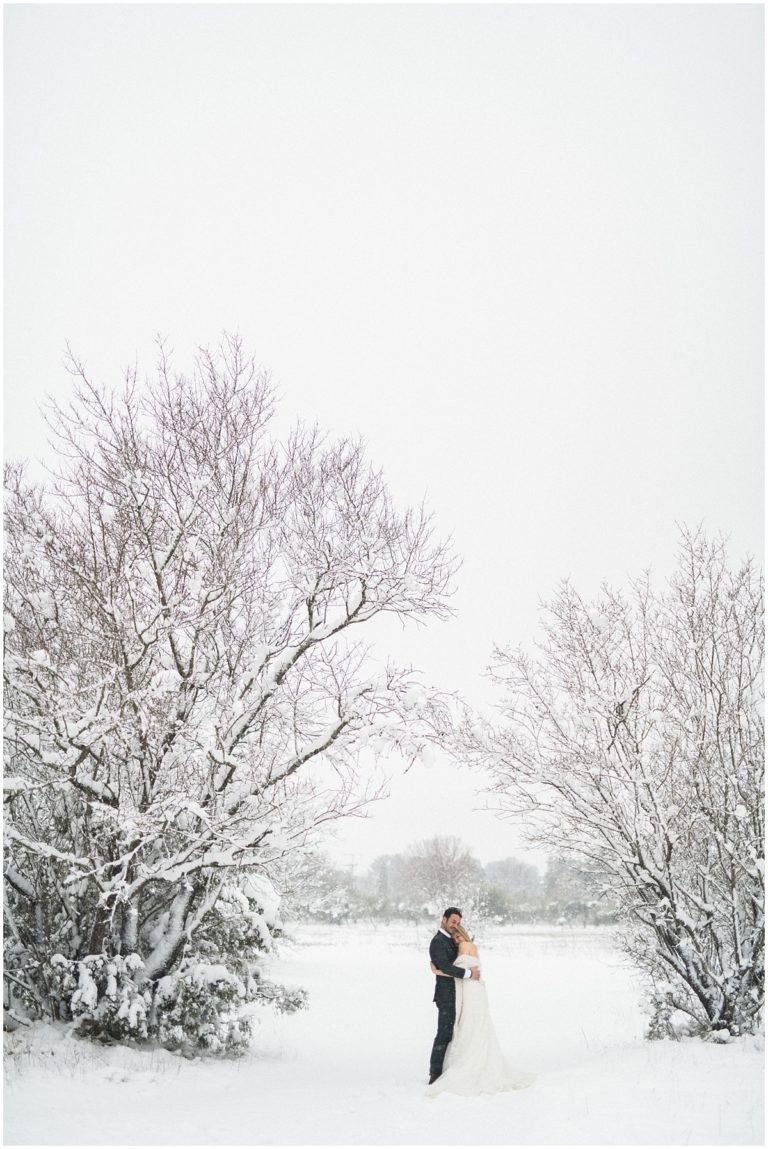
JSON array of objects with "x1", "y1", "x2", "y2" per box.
[{"x1": 4, "y1": 923, "x2": 764, "y2": 1145}]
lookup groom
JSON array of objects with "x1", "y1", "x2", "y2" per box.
[{"x1": 428, "y1": 906, "x2": 481, "y2": 1084}]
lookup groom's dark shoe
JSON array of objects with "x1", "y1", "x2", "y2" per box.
[{"x1": 428, "y1": 1073, "x2": 441, "y2": 1085}]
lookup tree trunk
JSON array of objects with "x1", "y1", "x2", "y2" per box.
[{"x1": 140, "y1": 886, "x2": 195, "y2": 982}]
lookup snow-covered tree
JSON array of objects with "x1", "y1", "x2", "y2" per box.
[
  {"x1": 540, "y1": 857, "x2": 615, "y2": 926},
  {"x1": 274, "y1": 850, "x2": 360, "y2": 924},
  {"x1": 3, "y1": 336, "x2": 455, "y2": 1044},
  {"x1": 484, "y1": 857, "x2": 542, "y2": 901},
  {"x1": 403, "y1": 835, "x2": 486, "y2": 914},
  {"x1": 364, "y1": 852, "x2": 411, "y2": 911},
  {"x1": 462, "y1": 529, "x2": 763, "y2": 1038}
]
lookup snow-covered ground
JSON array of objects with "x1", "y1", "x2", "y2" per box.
[{"x1": 4, "y1": 922, "x2": 764, "y2": 1145}]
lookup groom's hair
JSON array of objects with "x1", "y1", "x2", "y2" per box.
[{"x1": 442, "y1": 907, "x2": 462, "y2": 919}]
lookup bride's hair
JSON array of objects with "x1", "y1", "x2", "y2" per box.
[{"x1": 455, "y1": 924, "x2": 473, "y2": 944}]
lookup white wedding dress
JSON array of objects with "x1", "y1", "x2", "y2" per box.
[{"x1": 426, "y1": 955, "x2": 534, "y2": 1098}]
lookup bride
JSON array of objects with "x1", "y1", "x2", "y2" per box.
[{"x1": 426, "y1": 924, "x2": 534, "y2": 1098}]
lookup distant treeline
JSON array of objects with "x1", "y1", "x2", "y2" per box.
[{"x1": 280, "y1": 836, "x2": 619, "y2": 927}]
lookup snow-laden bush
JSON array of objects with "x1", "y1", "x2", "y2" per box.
[
  {"x1": 153, "y1": 962, "x2": 248, "y2": 1054},
  {"x1": 152, "y1": 961, "x2": 284, "y2": 1056},
  {"x1": 147, "y1": 878, "x2": 307, "y2": 1055},
  {"x1": 39, "y1": 881, "x2": 307, "y2": 1056},
  {"x1": 48, "y1": 953, "x2": 150, "y2": 1042},
  {"x1": 642, "y1": 985, "x2": 678, "y2": 1042},
  {"x1": 43, "y1": 951, "x2": 305, "y2": 1056}
]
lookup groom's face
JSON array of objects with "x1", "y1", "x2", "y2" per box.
[{"x1": 443, "y1": 913, "x2": 462, "y2": 933}]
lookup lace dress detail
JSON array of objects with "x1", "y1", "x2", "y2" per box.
[{"x1": 426, "y1": 955, "x2": 534, "y2": 1098}]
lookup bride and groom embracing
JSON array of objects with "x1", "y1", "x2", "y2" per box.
[{"x1": 426, "y1": 907, "x2": 533, "y2": 1098}]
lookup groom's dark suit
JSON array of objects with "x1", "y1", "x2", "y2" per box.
[{"x1": 428, "y1": 929, "x2": 470, "y2": 1081}]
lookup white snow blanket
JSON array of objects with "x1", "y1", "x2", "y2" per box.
[{"x1": 4, "y1": 923, "x2": 764, "y2": 1145}]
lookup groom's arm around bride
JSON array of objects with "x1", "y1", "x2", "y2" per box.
[{"x1": 429, "y1": 932, "x2": 474, "y2": 981}]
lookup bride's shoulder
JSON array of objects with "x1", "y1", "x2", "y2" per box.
[{"x1": 459, "y1": 942, "x2": 479, "y2": 957}]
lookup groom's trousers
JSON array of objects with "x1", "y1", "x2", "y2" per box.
[{"x1": 429, "y1": 996, "x2": 456, "y2": 1080}]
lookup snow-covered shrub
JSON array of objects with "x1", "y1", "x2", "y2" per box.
[
  {"x1": 41, "y1": 884, "x2": 307, "y2": 1056},
  {"x1": 191, "y1": 883, "x2": 275, "y2": 969},
  {"x1": 47, "y1": 953, "x2": 150, "y2": 1042},
  {"x1": 254, "y1": 978, "x2": 307, "y2": 1014},
  {"x1": 146, "y1": 880, "x2": 307, "y2": 1055},
  {"x1": 643, "y1": 987, "x2": 677, "y2": 1042},
  {"x1": 152, "y1": 962, "x2": 253, "y2": 1055},
  {"x1": 5, "y1": 869, "x2": 306, "y2": 1054}
]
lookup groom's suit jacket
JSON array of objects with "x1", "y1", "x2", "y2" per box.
[{"x1": 429, "y1": 930, "x2": 468, "y2": 1004}]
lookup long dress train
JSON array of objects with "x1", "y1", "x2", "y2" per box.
[{"x1": 426, "y1": 955, "x2": 534, "y2": 1097}]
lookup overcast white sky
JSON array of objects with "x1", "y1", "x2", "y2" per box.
[{"x1": 4, "y1": 4, "x2": 763, "y2": 874}]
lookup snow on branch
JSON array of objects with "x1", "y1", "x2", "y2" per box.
[
  {"x1": 457, "y1": 529, "x2": 764, "y2": 1039},
  {"x1": 4, "y1": 336, "x2": 456, "y2": 1003}
]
